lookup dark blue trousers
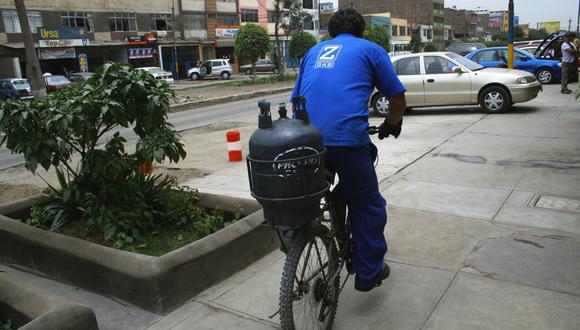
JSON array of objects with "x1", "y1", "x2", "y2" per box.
[{"x1": 326, "y1": 144, "x2": 388, "y2": 286}]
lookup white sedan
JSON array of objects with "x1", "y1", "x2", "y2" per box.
[
  {"x1": 370, "y1": 52, "x2": 542, "y2": 116},
  {"x1": 136, "y1": 67, "x2": 175, "y2": 84}
]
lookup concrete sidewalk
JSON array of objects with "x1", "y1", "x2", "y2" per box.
[
  {"x1": 2, "y1": 84, "x2": 579, "y2": 330},
  {"x1": 164, "y1": 84, "x2": 580, "y2": 329}
]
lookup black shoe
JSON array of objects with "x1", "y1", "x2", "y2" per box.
[
  {"x1": 354, "y1": 263, "x2": 390, "y2": 292},
  {"x1": 562, "y1": 89, "x2": 572, "y2": 94}
]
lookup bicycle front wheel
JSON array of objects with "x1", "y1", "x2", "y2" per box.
[{"x1": 279, "y1": 224, "x2": 340, "y2": 330}]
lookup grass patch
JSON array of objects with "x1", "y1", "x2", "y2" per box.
[
  {"x1": 55, "y1": 208, "x2": 240, "y2": 257},
  {"x1": 182, "y1": 73, "x2": 297, "y2": 90}
]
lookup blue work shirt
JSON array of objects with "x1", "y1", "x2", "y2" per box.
[{"x1": 291, "y1": 33, "x2": 405, "y2": 147}]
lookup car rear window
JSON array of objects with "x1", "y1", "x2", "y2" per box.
[{"x1": 47, "y1": 76, "x2": 71, "y2": 84}]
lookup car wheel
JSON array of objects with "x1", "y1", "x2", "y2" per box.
[
  {"x1": 372, "y1": 94, "x2": 390, "y2": 117},
  {"x1": 190, "y1": 73, "x2": 200, "y2": 81},
  {"x1": 221, "y1": 71, "x2": 230, "y2": 80},
  {"x1": 245, "y1": 68, "x2": 252, "y2": 75},
  {"x1": 273, "y1": 68, "x2": 280, "y2": 74},
  {"x1": 536, "y1": 68, "x2": 554, "y2": 84},
  {"x1": 479, "y1": 86, "x2": 511, "y2": 114}
]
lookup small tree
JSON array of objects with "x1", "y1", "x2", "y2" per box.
[
  {"x1": 320, "y1": 34, "x2": 333, "y2": 41},
  {"x1": 529, "y1": 28, "x2": 548, "y2": 40},
  {"x1": 289, "y1": 31, "x2": 317, "y2": 61},
  {"x1": 410, "y1": 34, "x2": 424, "y2": 53},
  {"x1": 424, "y1": 43, "x2": 438, "y2": 52},
  {"x1": 363, "y1": 24, "x2": 390, "y2": 52},
  {"x1": 0, "y1": 63, "x2": 187, "y2": 244},
  {"x1": 235, "y1": 24, "x2": 271, "y2": 81}
]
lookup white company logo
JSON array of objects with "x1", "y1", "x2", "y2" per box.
[{"x1": 315, "y1": 45, "x2": 342, "y2": 69}]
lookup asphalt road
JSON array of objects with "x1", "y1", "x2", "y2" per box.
[{"x1": 0, "y1": 92, "x2": 292, "y2": 171}]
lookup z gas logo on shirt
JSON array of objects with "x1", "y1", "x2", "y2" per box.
[{"x1": 315, "y1": 45, "x2": 342, "y2": 69}]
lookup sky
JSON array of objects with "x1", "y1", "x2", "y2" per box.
[
  {"x1": 327, "y1": 0, "x2": 577, "y2": 31},
  {"x1": 445, "y1": 0, "x2": 578, "y2": 30}
]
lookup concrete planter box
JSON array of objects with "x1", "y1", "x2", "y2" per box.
[
  {"x1": 0, "y1": 193, "x2": 277, "y2": 314},
  {"x1": 0, "y1": 272, "x2": 98, "y2": 330}
]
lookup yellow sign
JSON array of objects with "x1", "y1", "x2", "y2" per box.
[{"x1": 539, "y1": 21, "x2": 561, "y2": 34}]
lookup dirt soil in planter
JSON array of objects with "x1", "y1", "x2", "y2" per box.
[{"x1": 0, "y1": 183, "x2": 43, "y2": 204}]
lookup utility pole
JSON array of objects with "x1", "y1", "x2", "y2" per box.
[
  {"x1": 507, "y1": 0, "x2": 514, "y2": 69},
  {"x1": 577, "y1": 0, "x2": 580, "y2": 36},
  {"x1": 171, "y1": 0, "x2": 179, "y2": 79},
  {"x1": 14, "y1": 0, "x2": 45, "y2": 98},
  {"x1": 569, "y1": 18, "x2": 573, "y2": 32}
]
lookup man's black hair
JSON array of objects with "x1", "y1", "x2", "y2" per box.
[{"x1": 328, "y1": 8, "x2": 366, "y2": 38}]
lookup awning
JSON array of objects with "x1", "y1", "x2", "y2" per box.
[{"x1": 215, "y1": 39, "x2": 235, "y2": 47}]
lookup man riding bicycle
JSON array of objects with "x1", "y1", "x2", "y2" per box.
[{"x1": 291, "y1": 8, "x2": 407, "y2": 292}]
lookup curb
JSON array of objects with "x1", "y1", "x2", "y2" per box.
[
  {"x1": 169, "y1": 87, "x2": 294, "y2": 113},
  {"x1": 0, "y1": 193, "x2": 274, "y2": 315},
  {"x1": 0, "y1": 272, "x2": 99, "y2": 330}
]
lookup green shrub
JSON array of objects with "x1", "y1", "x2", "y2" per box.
[
  {"x1": 1, "y1": 63, "x2": 188, "y2": 247},
  {"x1": 0, "y1": 320, "x2": 13, "y2": 330}
]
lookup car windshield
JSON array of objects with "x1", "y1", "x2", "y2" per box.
[
  {"x1": 47, "y1": 76, "x2": 71, "y2": 84},
  {"x1": 446, "y1": 53, "x2": 484, "y2": 71},
  {"x1": 448, "y1": 43, "x2": 485, "y2": 53},
  {"x1": 12, "y1": 79, "x2": 30, "y2": 89}
]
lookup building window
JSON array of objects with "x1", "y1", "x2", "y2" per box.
[
  {"x1": 241, "y1": 9, "x2": 258, "y2": 23},
  {"x1": 423, "y1": 29, "x2": 427, "y2": 37},
  {"x1": 2, "y1": 10, "x2": 42, "y2": 33},
  {"x1": 267, "y1": 10, "x2": 280, "y2": 23},
  {"x1": 392, "y1": 25, "x2": 398, "y2": 36},
  {"x1": 303, "y1": 0, "x2": 313, "y2": 9},
  {"x1": 218, "y1": 0, "x2": 236, "y2": 2},
  {"x1": 399, "y1": 26, "x2": 406, "y2": 36},
  {"x1": 303, "y1": 17, "x2": 314, "y2": 30},
  {"x1": 217, "y1": 14, "x2": 239, "y2": 25},
  {"x1": 150, "y1": 14, "x2": 173, "y2": 31},
  {"x1": 109, "y1": 13, "x2": 137, "y2": 32},
  {"x1": 61, "y1": 11, "x2": 93, "y2": 32},
  {"x1": 434, "y1": 16, "x2": 444, "y2": 24},
  {"x1": 183, "y1": 13, "x2": 206, "y2": 30}
]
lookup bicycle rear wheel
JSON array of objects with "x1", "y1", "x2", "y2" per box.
[{"x1": 279, "y1": 224, "x2": 340, "y2": 330}]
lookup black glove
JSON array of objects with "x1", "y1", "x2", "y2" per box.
[{"x1": 378, "y1": 119, "x2": 403, "y2": 140}]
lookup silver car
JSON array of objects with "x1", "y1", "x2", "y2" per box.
[
  {"x1": 136, "y1": 67, "x2": 175, "y2": 84},
  {"x1": 370, "y1": 52, "x2": 542, "y2": 116},
  {"x1": 187, "y1": 59, "x2": 233, "y2": 80}
]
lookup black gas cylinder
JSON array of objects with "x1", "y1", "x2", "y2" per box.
[{"x1": 247, "y1": 97, "x2": 329, "y2": 226}]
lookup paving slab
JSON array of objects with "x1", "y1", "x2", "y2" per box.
[
  {"x1": 494, "y1": 191, "x2": 580, "y2": 235},
  {"x1": 145, "y1": 301, "x2": 276, "y2": 330},
  {"x1": 435, "y1": 132, "x2": 579, "y2": 163},
  {"x1": 332, "y1": 263, "x2": 454, "y2": 330},
  {"x1": 466, "y1": 113, "x2": 580, "y2": 139},
  {"x1": 382, "y1": 179, "x2": 511, "y2": 220},
  {"x1": 199, "y1": 259, "x2": 454, "y2": 330},
  {"x1": 0, "y1": 265, "x2": 159, "y2": 330},
  {"x1": 515, "y1": 167, "x2": 580, "y2": 197},
  {"x1": 399, "y1": 155, "x2": 524, "y2": 189},
  {"x1": 423, "y1": 273, "x2": 580, "y2": 330},
  {"x1": 386, "y1": 206, "x2": 512, "y2": 270},
  {"x1": 463, "y1": 234, "x2": 580, "y2": 296}
]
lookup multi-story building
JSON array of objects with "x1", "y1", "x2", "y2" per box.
[
  {"x1": 237, "y1": 0, "x2": 320, "y2": 68},
  {"x1": 0, "y1": 0, "x2": 239, "y2": 78},
  {"x1": 444, "y1": 8, "x2": 480, "y2": 39},
  {"x1": 338, "y1": 0, "x2": 445, "y2": 47}
]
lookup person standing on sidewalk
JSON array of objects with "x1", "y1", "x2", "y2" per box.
[
  {"x1": 561, "y1": 33, "x2": 578, "y2": 94},
  {"x1": 291, "y1": 8, "x2": 407, "y2": 292}
]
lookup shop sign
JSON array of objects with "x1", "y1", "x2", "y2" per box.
[
  {"x1": 39, "y1": 47, "x2": 76, "y2": 60},
  {"x1": 37, "y1": 26, "x2": 89, "y2": 48},
  {"x1": 78, "y1": 54, "x2": 89, "y2": 73},
  {"x1": 128, "y1": 48, "x2": 154, "y2": 59},
  {"x1": 539, "y1": 21, "x2": 561, "y2": 34},
  {"x1": 124, "y1": 33, "x2": 157, "y2": 45},
  {"x1": 216, "y1": 28, "x2": 239, "y2": 38}
]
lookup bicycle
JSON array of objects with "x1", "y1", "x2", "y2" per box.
[{"x1": 272, "y1": 126, "x2": 380, "y2": 330}]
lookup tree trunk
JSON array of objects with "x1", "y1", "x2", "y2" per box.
[
  {"x1": 274, "y1": 2, "x2": 285, "y2": 80},
  {"x1": 252, "y1": 62, "x2": 256, "y2": 82},
  {"x1": 14, "y1": 0, "x2": 46, "y2": 98}
]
